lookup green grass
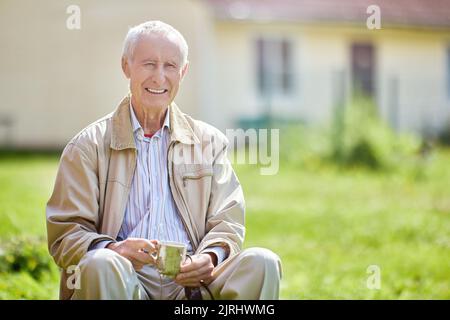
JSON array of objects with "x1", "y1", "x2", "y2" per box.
[
  {"x1": 0, "y1": 154, "x2": 60, "y2": 299},
  {"x1": 236, "y1": 149, "x2": 450, "y2": 299},
  {"x1": 0, "y1": 154, "x2": 58, "y2": 238},
  {"x1": 0, "y1": 150, "x2": 449, "y2": 299}
]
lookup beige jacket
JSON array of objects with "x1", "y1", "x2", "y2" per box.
[{"x1": 46, "y1": 95, "x2": 246, "y2": 299}]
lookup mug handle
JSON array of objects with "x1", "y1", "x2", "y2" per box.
[{"x1": 152, "y1": 244, "x2": 160, "y2": 266}]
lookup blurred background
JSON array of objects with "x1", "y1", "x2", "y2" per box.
[{"x1": 0, "y1": 0, "x2": 449, "y2": 299}]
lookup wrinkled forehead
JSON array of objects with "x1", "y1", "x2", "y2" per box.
[{"x1": 133, "y1": 33, "x2": 184, "y2": 63}]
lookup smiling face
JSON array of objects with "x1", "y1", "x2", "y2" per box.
[{"x1": 122, "y1": 33, "x2": 188, "y2": 112}]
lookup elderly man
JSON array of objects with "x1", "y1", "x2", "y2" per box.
[{"x1": 46, "y1": 20, "x2": 282, "y2": 300}]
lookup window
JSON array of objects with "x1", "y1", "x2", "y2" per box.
[
  {"x1": 256, "y1": 38, "x2": 294, "y2": 97},
  {"x1": 351, "y1": 43, "x2": 375, "y2": 97}
]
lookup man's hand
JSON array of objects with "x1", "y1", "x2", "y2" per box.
[
  {"x1": 175, "y1": 253, "x2": 216, "y2": 287},
  {"x1": 107, "y1": 238, "x2": 158, "y2": 271}
]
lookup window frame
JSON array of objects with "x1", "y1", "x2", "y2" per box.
[{"x1": 255, "y1": 36, "x2": 296, "y2": 100}]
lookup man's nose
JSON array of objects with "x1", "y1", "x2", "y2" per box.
[{"x1": 151, "y1": 66, "x2": 165, "y2": 85}]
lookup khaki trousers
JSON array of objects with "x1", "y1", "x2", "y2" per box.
[{"x1": 71, "y1": 247, "x2": 282, "y2": 300}]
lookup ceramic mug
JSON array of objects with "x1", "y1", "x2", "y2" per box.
[{"x1": 152, "y1": 241, "x2": 187, "y2": 278}]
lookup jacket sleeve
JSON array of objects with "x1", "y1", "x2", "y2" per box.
[
  {"x1": 196, "y1": 137, "x2": 246, "y2": 259},
  {"x1": 46, "y1": 142, "x2": 115, "y2": 269}
]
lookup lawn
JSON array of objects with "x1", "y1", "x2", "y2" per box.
[{"x1": 0, "y1": 149, "x2": 449, "y2": 299}]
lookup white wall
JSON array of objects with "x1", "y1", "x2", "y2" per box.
[
  {"x1": 0, "y1": 0, "x2": 207, "y2": 148},
  {"x1": 376, "y1": 29, "x2": 450, "y2": 134},
  {"x1": 211, "y1": 21, "x2": 450, "y2": 135},
  {"x1": 2, "y1": 1, "x2": 450, "y2": 148}
]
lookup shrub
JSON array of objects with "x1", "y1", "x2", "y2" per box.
[
  {"x1": 0, "y1": 236, "x2": 54, "y2": 280},
  {"x1": 278, "y1": 95, "x2": 423, "y2": 172},
  {"x1": 437, "y1": 118, "x2": 450, "y2": 146},
  {"x1": 332, "y1": 95, "x2": 422, "y2": 170}
]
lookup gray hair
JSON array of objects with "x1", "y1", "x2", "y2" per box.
[{"x1": 122, "y1": 20, "x2": 188, "y2": 66}]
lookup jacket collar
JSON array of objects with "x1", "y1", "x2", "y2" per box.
[{"x1": 111, "y1": 94, "x2": 199, "y2": 150}]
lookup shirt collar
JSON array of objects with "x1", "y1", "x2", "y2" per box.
[{"x1": 129, "y1": 100, "x2": 170, "y2": 139}]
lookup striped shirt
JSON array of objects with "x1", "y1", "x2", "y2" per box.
[
  {"x1": 117, "y1": 102, "x2": 193, "y2": 253},
  {"x1": 91, "y1": 101, "x2": 226, "y2": 264}
]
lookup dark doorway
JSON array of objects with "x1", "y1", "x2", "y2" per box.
[{"x1": 351, "y1": 43, "x2": 375, "y2": 97}]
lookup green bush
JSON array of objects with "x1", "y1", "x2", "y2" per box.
[
  {"x1": 278, "y1": 95, "x2": 423, "y2": 172},
  {"x1": 331, "y1": 95, "x2": 422, "y2": 170},
  {"x1": 0, "y1": 236, "x2": 54, "y2": 280},
  {"x1": 437, "y1": 118, "x2": 450, "y2": 146}
]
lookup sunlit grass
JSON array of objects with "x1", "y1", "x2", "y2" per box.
[
  {"x1": 236, "y1": 148, "x2": 450, "y2": 299},
  {"x1": 0, "y1": 154, "x2": 58, "y2": 238},
  {"x1": 0, "y1": 154, "x2": 59, "y2": 299},
  {"x1": 0, "y1": 149, "x2": 449, "y2": 299}
]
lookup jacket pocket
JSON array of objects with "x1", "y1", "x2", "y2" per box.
[{"x1": 182, "y1": 167, "x2": 213, "y2": 187}]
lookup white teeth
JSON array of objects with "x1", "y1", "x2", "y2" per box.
[{"x1": 146, "y1": 88, "x2": 166, "y2": 94}]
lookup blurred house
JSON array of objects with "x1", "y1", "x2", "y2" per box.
[{"x1": 1, "y1": 0, "x2": 450, "y2": 149}]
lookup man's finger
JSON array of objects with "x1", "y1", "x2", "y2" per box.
[
  {"x1": 138, "y1": 239, "x2": 159, "y2": 253},
  {"x1": 177, "y1": 265, "x2": 213, "y2": 282},
  {"x1": 177, "y1": 268, "x2": 201, "y2": 281},
  {"x1": 127, "y1": 238, "x2": 158, "y2": 253},
  {"x1": 132, "y1": 262, "x2": 144, "y2": 271},
  {"x1": 177, "y1": 273, "x2": 213, "y2": 286},
  {"x1": 176, "y1": 274, "x2": 213, "y2": 287},
  {"x1": 179, "y1": 255, "x2": 210, "y2": 273},
  {"x1": 130, "y1": 250, "x2": 156, "y2": 265}
]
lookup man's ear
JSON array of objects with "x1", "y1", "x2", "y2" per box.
[
  {"x1": 180, "y1": 61, "x2": 189, "y2": 80},
  {"x1": 122, "y1": 57, "x2": 131, "y2": 79}
]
